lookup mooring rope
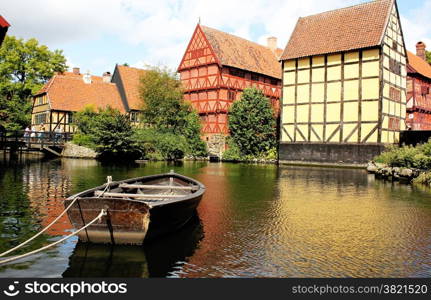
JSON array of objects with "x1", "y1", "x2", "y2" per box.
[
  {"x1": 0, "y1": 209, "x2": 106, "y2": 265},
  {"x1": 0, "y1": 197, "x2": 79, "y2": 258}
]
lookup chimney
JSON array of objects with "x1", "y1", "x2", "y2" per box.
[
  {"x1": 102, "y1": 71, "x2": 112, "y2": 83},
  {"x1": 83, "y1": 71, "x2": 92, "y2": 84},
  {"x1": 416, "y1": 41, "x2": 427, "y2": 61},
  {"x1": 267, "y1": 37, "x2": 277, "y2": 52},
  {"x1": 72, "y1": 67, "x2": 80, "y2": 75}
]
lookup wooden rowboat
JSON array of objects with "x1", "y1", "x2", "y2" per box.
[{"x1": 64, "y1": 171, "x2": 205, "y2": 245}]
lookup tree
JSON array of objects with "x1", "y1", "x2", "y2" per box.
[
  {"x1": 228, "y1": 88, "x2": 276, "y2": 156},
  {"x1": 0, "y1": 35, "x2": 67, "y2": 130},
  {"x1": 139, "y1": 66, "x2": 207, "y2": 157},
  {"x1": 73, "y1": 106, "x2": 139, "y2": 160},
  {"x1": 426, "y1": 51, "x2": 431, "y2": 65}
]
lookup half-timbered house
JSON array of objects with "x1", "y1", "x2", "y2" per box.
[
  {"x1": 0, "y1": 15, "x2": 9, "y2": 46},
  {"x1": 406, "y1": 42, "x2": 431, "y2": 130},
  {"x1": 32, "y1": 68, "x2": 125, "y2": 133},
  {"x1": 178, "y1": 24, "x2": 282, "y2": 154},
  {"x1": 279, "y1": 0, "x2": 407, "y2": 164},
  {"x1": 111, "y1": 65, "x2": 146, "y2": 124}
]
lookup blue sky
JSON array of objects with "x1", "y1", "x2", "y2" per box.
[{"x1": 3, "y1": 0, "x2": 430, "y2": 76}]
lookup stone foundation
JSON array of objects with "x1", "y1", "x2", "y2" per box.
[
  {"x1": 62, "y1": 142, "x2": 97, "y2": 159},
  {"x1": 279, "y1": 142, "x2": 386, "y2": 165},
  {"x1": 206, "y1": 134, "x2": 226, "y2": 157}
]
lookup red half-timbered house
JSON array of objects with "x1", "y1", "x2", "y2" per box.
[
  {"x1": 0, "y1": 15, "x2": 10, "y2": 46},
  {"x1": 406, "y1": 42, "x2": 431, "y2": 130},
  {"x1": 178, "y1": 24, "x2": 282, "y2": 154}
]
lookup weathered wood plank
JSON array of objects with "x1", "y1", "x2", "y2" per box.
[
  {"x1": 94, "y1": 191, "x2": 184, "y2": 199},
  {"x1": 119, "y1": 184, "x2": 198, "y2": 191}
]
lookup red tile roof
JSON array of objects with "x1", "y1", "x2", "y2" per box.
[
  {"x1": 201, "y1": 26, "x2": 282, "y2": 79},
  {"x1": 115, "y1": 65, "x2": 146, "y2": 111},
  {"x1": 35, "y1": 73, "x2": 125, "y2": 113},
  {"x1": 280, "y1": 0, "x2": 394, "y2": 60},
  {"x1": 407, "y1": 50, "x2": 431, "y2": 80}
]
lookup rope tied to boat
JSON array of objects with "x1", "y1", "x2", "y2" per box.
[
  {"x1": 0, "y1": 197, "x2": 80, "y2": 258},
  {"x1": 0, "y1": 209, "x2": 106, "y2": 266}
]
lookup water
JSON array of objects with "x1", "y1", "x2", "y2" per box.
[{"x1": 1, "y1": 155, "x2": 431, "y2": 278}]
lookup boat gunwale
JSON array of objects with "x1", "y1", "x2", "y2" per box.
[{"x1": 65, "y1": 172, "x2": 206, "y2": 207}]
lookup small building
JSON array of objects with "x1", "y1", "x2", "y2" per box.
[
  {"x1": 178, "y1": 24, "x2": 282, "y2": 154},
  {"x1": 406, "y1": 42, "x2": 431, "y2": 130},
  {"x1": 0, "y1": 15, "x2": 10, "y2": 46},
  {"x1": 279, "y1": 0, "x2": 407, "y2": 164},
  {"x1": 32, "y1": 68, "x2": 125, "y2": 133},
  {"x1": 111, "y1": 65, "x2": 146, "y2": 123}
]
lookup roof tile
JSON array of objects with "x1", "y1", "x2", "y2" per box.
[
  {"x1": 281, "y1": 0, "x2": 393, "y2": 60},
  {"x1": 407, "y1": 50, "x2": 431, "y2": 80},
  {"x1": 201, "y1": 25, "x2": 282, "y2": 79},
  {"x1": 36, "y1": 73, "x2": 125, "y2": 113}
]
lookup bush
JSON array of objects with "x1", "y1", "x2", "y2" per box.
[
  {"x1": 133, "y1": 128, "x2": 187, "y2": 161},
  {"x1": 71, "y1": 133, "x2": 95, "y2": 149},
  {"x1": 73, "y1": 106, "x2": 139, "y2": 160},
  {"x1": 374, "y1": 140, "x2": 431, "y2": 170},
  {"x1": 413, "y1": 172, "x2": 431, "y2": 186},
  {"x1": 222, "y1": 138, "x2": 242, "y2": 161}
]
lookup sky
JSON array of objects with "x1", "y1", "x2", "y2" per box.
[{"x1": 2, "y1": 0, "x2": 430, "y2": 76}]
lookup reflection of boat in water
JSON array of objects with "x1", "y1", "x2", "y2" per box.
[
  {"x1": 64, "y1": 172, "x2": 205, "y2": 245},
  {"x1": 62, "y1": 214, "x2": 204, "y2": 278}
]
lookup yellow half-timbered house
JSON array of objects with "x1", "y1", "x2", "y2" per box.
[
  {"x1": 32, "y1": 69, "x2": 125, "y2": 133},
  {"x1": 279, "y1": 0, "x2": 407, "y2": 164}
]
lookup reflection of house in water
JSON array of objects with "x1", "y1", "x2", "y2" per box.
[{"x1": 23, "y1": 162, "x2": 73, "y2": 236}]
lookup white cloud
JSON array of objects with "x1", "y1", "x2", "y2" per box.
[
  {"x1": 400, "y1": 0, "x2": 431, "y2": 52},
  {"x1": 5, "y1": 0, "x2": 430, "y2": 73}
]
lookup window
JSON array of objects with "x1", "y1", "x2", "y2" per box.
[
  {"x1": 388, "y1": 117, "x2": 400, "y2": 130},
  {"x1": 228, "y1": 91, "x2": 236, "y2": 101},
  {"x1": 389, "y1": 87, "x2": 401, "y2": 102},
  {"x1": 270, "y1": 79, "x2": 279, "y2": 86},
  {"x1": 389, "y1": 58, "x2": 401, "y2": 75},
  {"x1": 130, "y1": 112, "x2": 139, "y2": 122},
  {"x1": 392, "y1": 40, "x2": 398, "y2": 51},
  {"x1": 34, "y1": 113, "x2": 47, "y2": 124},
  {"x1": 421, "y1": 86, "x2": 429, "y2": 96},
  {"x1": 67, "y1": 112, "x2": 74, "y2": 124},
  {"x1": 35, "y1": 96, "x2": 47, "y2": 106},
  {"x1": 251, "y1": 74, "x2": 259, "y2": 81}
]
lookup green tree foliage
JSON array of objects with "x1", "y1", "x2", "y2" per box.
[
  {"x1": 228, "y1": 88, "x2": 276, "y2": 156},
  {"x1": 0, "y1": 36, "x2": 67, "y2": 130},
  {"x1": 426, "y1": 50, "x2": 431, "y2": 65},
  {"x1": 133, "y1": 128, "x2": 187, "y2": 161},
  {"x1": 139, "y1": 67, "x2": 207, "y2": 157},
  {"x1": 73, "y1": 106, "x2": 139, "y2": 160}
]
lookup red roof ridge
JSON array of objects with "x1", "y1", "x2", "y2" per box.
[
  {"x1": 201, "y1": 25, "x2": 276, "y2": 52},
  {"x1": 299, "y1": 0, "x2": 392, "y2": 21}
]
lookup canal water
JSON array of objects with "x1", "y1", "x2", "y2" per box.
[{"x1": 1, "y1": 156, "x2": 431, "y2": 278}]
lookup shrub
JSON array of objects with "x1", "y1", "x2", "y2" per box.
[
  {"x1": 71, "y1": 133, "x2": 95, "y2": 149},
  {"x1": 413, "y1": 172, "x2": 431, "y2": 186},
  {"x1": 133, "y1": 128, "x2": 187, "y2": 161},
  {"x1": 222, "y1": 138, "x2": 242, "y2": 162},
  {"x1": 374, "y1": 141, "x2": 431, "y2": 169}
]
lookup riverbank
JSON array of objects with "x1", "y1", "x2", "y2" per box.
[{"x1": 366, "y1": 161, "x2": 421, "y2": 183}]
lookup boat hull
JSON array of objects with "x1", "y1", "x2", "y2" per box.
[
  {"x1": 146, "y1": 194, "x2": 203, "y2": 240},
  {"x1": 65, "y1": 172, "x2": 205, "y2": 245},
  {"x1": 65, "y1": 198, "x2": 150, "y2": 245}
]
